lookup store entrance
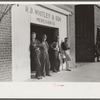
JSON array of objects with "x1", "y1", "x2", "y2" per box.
[
  {"x1": 30, "y1": 23, "x2": 59, "y2": 72},
  {"x1": 75, "y1": 5, "x2": 95, "y2": 62}
]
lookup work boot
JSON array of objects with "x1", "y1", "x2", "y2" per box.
[
  {"x1": 46, "y1": 74, "x2": 52, "y2": 76},
  {"x1": 66, "y1": 69, "x2": 71, "y2": 71}
]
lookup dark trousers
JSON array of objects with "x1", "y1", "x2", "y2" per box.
[
  {"x1": 52, "y1": 50, "x2": 60, "y2": 71},
  {"x1": 41, "y1": 51, "x2": 50, "y2": 75},
  {"x1": 32, "y1": 50, "x2": 41, "y2": 78}
]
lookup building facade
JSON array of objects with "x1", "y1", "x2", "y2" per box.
[
  {"x1": 1, "y1": 4, "x2": 99, "y2": 82},
  {"x1": 12, "y1": 4, "x2": 75, "y2": 81},
  {"x1": 0, "y1": 4, "x2": 75, "y2": 81}
]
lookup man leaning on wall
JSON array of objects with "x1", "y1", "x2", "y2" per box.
[{"x1": 61, "y1": 37, "x2": 71, "y2": 71}]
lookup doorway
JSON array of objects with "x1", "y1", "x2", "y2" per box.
[
  {"x1": 75, "y1": 5, "x2": 95, "y2": 62},
  {"x1": 30, "y1": 23, "x2": 59, "y2": 72},
  {"x1": 97, "y1": 26, "x2": 100, "y2": 43}
]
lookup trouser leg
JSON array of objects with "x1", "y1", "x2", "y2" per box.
[
  {"x1": 35, "y1": 58, "x2": 41, "y2": 78},
  {"x1": 55, "y1": 51, "x2": 60, "y2": 71},
  {"x1": 54, "y1": 51, "x2": 58, "y2": 71},
  {"x1": 45, "y1": 60, "x2": 50, "y2": 75},
  {"x1": 45, "y1": 52, "x2": 50, "y2": 75},
  {"x1": 40, "y1": 53, "x2": 45, "y2": 76},
  {"x1": 41, "y1": 60, "x2": 45, "y2": 75},
  {"x1": 35, "y1": 51, "x2": 41, "y2": 78},
  {"x1": 97, "y1": 55, "x2": 100, "y2": 62},
  {"x1": 65, "y1": 60, "x2": 70, "y2": 70},
  {"x1": 57, "y1": 54, "x2": 60, "y2": 71},
  {"x1": 64, "y1": 51, "x2": 71, "y2": 70},
  {"x1": 52, "y1": 51, "x2": 56, "y2": 71}
]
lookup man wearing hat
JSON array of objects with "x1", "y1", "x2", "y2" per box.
[
  {"x1": 40, "y1": 34, "x2": 51, "y2": 76},
  {"x1": 50, "y1": 36, "x2": 60, "y2": 72},
  {"x1": 61, "y1": 37, "x2": 71, "y2": 71}
]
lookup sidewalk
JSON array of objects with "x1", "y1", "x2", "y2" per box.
[{"x1": 27, "y1": 62, "x2": 100, "y2": 82}]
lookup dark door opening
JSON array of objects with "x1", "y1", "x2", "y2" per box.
[
  {"x1": 30, "y1": 23, "x2": 59, "y2": 72},
  {"x1": 97, "y1": 26, "x2": 100, "y2": 43},
  {"x1": 75, "y1": 5, "x2": 95, "y2": 62}
]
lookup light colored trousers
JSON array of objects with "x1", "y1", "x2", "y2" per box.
[{"x1": 63, "y1": 50, "x2": 71, "y2": 69}]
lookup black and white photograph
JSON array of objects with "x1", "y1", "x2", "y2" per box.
[{"x1": 0, "y1": 1, "x2": 100, "y2": 98}]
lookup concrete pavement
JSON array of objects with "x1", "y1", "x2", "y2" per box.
[{"x1": 27, "y1": 62, "x2": 100, "y2": 82}]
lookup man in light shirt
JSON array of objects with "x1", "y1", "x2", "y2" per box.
[{"x1": 61, "y1": 37, "x2": 71, "y2": 71}]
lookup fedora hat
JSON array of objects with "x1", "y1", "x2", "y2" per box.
[{"x1": 42, "y1": 34, "x2": 47, "y2": 38}]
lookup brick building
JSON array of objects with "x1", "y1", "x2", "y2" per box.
[
  {"x1": 0, "y1": 5, "x2": 12, "y2": 81},
  {"x1": 0, "y1": 4, "x2": 99, "y2": 81}
]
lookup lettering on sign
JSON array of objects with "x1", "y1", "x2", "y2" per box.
[
  {"x1": 36, "y1": 18, "x2": 55, "y2": 26},
  {"x1": 34, "y1": 9, "x2": 51, "y2": 19},
  {"x1": 25, "y1": 6, "x2": 61, "y2": 26}
]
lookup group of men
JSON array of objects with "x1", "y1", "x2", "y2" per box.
[{"x1": 30, "y1": 32, "x2": 71, "y2": 79}]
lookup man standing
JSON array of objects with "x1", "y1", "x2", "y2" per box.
[
  {"x1": 40, "y1": 34, "x2": 51, "y2": 76},
  {"x1": 61, "y1": 37, "x2": 71, "y2": 71},
  {"x1": 50, "y1": 36, "x2": 60, "y2": 72},
  {"x1": 30, "y1": 32, "x2": 42, "y2": 79}
]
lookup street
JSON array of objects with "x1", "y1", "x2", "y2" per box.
[{"x1": 27, "y1": 62, "x2": 100, "y2": 82}]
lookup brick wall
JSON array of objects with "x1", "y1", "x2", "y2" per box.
[
  {"x1": 55, "y1": 5, "x2": 75, "y2": 68},
  {"x1": 0, "y1": 4, "x2": 12, "y2": 81}
]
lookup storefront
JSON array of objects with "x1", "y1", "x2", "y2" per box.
[{"x1": 12, "y1": 4, "x2": 71, "y2": 81}]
